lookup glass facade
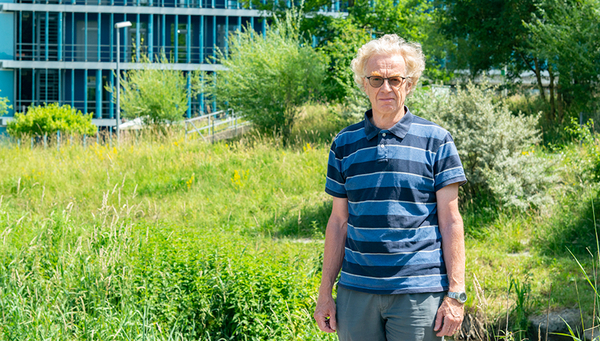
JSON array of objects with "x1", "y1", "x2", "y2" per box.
[{"x1": 0, "y1": 0, "x2": 343, "y2": 129}]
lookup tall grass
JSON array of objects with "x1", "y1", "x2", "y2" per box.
[{"x1": 0, "y1": 122, "x2": 339, "y2": 339}]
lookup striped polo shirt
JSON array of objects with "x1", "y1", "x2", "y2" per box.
[{"x1": 325, "y1": 108, "x2": 467, "y2": 295}]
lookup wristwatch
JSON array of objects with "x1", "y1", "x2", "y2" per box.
[{"x1": 447, "y1": 291, "x2": 468, "y2": 304}]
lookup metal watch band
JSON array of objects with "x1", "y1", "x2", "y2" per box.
[{"x1": 447, "y1": 291, "x2": 467, "y2": 303}]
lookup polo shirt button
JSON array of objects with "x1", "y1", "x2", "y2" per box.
[{"x1": 382, "y1": 133, "x2": 387, "y2": 137}]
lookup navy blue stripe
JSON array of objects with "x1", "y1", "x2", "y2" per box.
[
  {"x1": 334, "y1": 134, "x2": 445, "y2": 162},
  {"x1": 346, "y1": 238, "x2": 442, "y2": 254},
  {"x1": 345, "y1": 159, "x2": 433, "y2": 179},
  {"x1": 342, "y1": 262, "x2": 446, "y2": 278},
  {"x1": 349, "y1": 214, "x2": 438, "y2": 229},
  {"x1": 401, "y1": 134, "x2": 444, "y2": 151},
  {"x1": 346, "y1": 186, "x2": 436, "y2": 204},
  {"x1": 327, "y1": 164, "x2": 345, "y2": 183},
  {"x1": 325, "y1": 187, "x2": 347, "y2": 198},
  {"x1": 434, "y1": 155, "x2": 463, "y2": 175}
]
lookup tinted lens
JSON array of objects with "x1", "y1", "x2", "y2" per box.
[
  {"x1": 388, "y1": 77, "x2": 402, "y2": 87},
  {"x1": 369, "y1": 77, "x2": 384, "y2": 88}
]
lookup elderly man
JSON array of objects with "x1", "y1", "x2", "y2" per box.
[{"x1": 314, "y1": 34, "x2": 467, "y2": 341}]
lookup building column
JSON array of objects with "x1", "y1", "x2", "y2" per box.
[
  {"x1": 96, "y1": 69, "x2": 102, "y2": 118},
  {"x1": 136, "y1": 13, "x2": 140, "y2": 61},
  {"x1": 58, "y1": 12, "x2": 63, "y2": 61},
  {"x1": 45, "y1": 12, "x2": 49, "y2": 61},
  {"x1": 84, "y1": 69, "x2": 88, "y2": 113},
  {"x1": 97, "y1": 13, "x2": 101, "y2": 61},
  {"x1": 174, "y1": 14, "x2": 178, "y2": 62},
  {"x1": 148, "y1": 14, "x2": 154, "y2": 61},
  {"x1": 186, "y1": 15, "x2": 191, "y2": 63},
  {"x1": 199, "y1": 15, "x2": 204, "y2": 63}
]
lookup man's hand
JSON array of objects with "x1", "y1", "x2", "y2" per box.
[
  {"x1": 314, "y1": 294, "x2": 337, "y2": 333},
  {"x1": 434, "y1": 297, "x2": 464, "y2": 337}
]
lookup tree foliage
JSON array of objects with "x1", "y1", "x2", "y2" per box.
[
  {"x1": 107, "y1": 53, "x2": 201, "y2": 130},
  {"x1": 7, "y1": 103, "x2": 97, "y2": 137},
  {"x1": 205, "y1": 10, "x2": 325, "y2": 140},
  {"x1": 526, "y1": 0, "x2": 600, "y2": 117},
  {"x1": 436, "y1": 0, "x2": 540, "y2": 77}
]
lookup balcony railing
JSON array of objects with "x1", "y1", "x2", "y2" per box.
[
  {"x1": 15, "y1": 42, "x2": 220, "y2": 64},
  {"x1": 13, "y1": 0, "x2": 346, "y2": 12}
]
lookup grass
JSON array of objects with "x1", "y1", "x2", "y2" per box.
[{"x1": 0, "y1": 103, "x2": 598, "y2": 340}]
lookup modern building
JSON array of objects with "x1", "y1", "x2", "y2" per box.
[{"x1": 0, "y1": 0, "x2": 344, "y2": 132}]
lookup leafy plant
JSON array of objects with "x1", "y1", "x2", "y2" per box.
[
  {"x1": 107, "y1": 52, "x2": 201, "y2": 133},
  {"x1": 0, "y1": 92, "x2": 11, "y2": 116},
  {"x1": 205, "y1": 9, "x2": 326, "y2": 141},
  {"x1": 408, "y1": 82, "x2": 556, "y2": 209},
  {"x1": 7, "y1": 103, "x2": 97, "y2": 137}
]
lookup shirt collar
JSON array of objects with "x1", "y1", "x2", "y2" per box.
[{"x1": 364, "y1": 106, "x2": 414, "y2": 140}]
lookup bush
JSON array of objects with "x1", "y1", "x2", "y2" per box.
[
  {"x1": 0, "y1": 92, "x2": 11, "y2": 116},
  {"x1": 408, "y1": 82, "x2": 557, "y2": 210},
  {"x1": 7, "y1": 103, "x2": 97, "y2": 138},
  {"x1": 107, "y1": 53, "x2": 201, "y2": 132},
  {"x1": 206, "y1": 9, "x2": 325, "y2": 141}
]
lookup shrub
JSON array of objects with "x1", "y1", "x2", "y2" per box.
[
  {"x1": 408, "y1": 82, "x2": 556, "y2": 210},
  {"x1": 0, "y1": 92, "x2": 11, "y2": 116},
  {"x1": 7, "y1": 103, "x2": 97, "y2": 137},
  {"x1": 107, "y1": 53, "x2": 201, "y2": 132},
  {"x1": 206, "y1": 9, "x2": 326, "y2": 141}
]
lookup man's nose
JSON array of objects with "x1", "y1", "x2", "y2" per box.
[{"x1": 381, "y1": 79, "x2": 393, "y2": 91}]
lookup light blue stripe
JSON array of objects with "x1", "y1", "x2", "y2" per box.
[
  {"x1": 436, "y1": 142, "x2": 459, "y2": 160},
  {"x1": 345, "y1": 172, "x2": 434, "y2": 192},
  {"x1": 435, "y1": 168, "x2": 465, "y2": 185},
  {"x1": 348, "y1": 200, "x2": 435, "y2": 217},
  {"x1": 326, "y1": 178, "x2": 346, "y2": 194},
  {"x1": 347, "y1": 224, "x2": 441, "y2": 243},
  {"x1": 385, "y1": 145, "x2": 435, "y2": 164},
  {"x1": 340, "y1": 271, "x2": 447, "y2": 289},
  {"x1": 344, "y1": 248, "x2": 443, "y2": 267},
  {"x1": 336, "y1": 127, "x2": 366, "y2": 146},
  {"x1": 409, "y1": 123, "x2": 448, "y2": 139},
  {"x1": 341, "y1": 146, "x2": 377, "y2": 165},
  {"x1": 328, "y1": 149, "x2": 342, "y2": 166}
]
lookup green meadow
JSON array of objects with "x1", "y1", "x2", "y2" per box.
[{"x1": 0, "y1": 106, "x2": 598, "y2": 340}]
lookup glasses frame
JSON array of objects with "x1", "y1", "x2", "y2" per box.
[{"x1": 365, "y1": 76, "x2": 408, "y2": 88}]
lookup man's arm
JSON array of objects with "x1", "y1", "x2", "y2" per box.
[
  {"x1": 314, "y1": 196, "x2": 349, "y2": 333},
  {"x1": 434, "y1": 183, "x2": 466, "y2": 337}
]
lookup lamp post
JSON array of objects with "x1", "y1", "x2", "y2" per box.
[{"x1": 114, "y1": 21, "x2": 132, "y2": 140}]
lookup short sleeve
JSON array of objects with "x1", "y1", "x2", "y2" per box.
[
  {"x1": 325, "y1": 140, "x2": 347, "y2": 198},
  {"x1": 433, "y1": 133, "x2": 467, "y2": 192}
]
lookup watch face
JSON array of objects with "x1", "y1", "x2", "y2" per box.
[{"x1": 458, "y1": 292, "x2": 467, "y2": 303}]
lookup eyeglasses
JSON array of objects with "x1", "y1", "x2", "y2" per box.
[{"x1": 365, "y1": 76, "x2": 407, "y2": 88}]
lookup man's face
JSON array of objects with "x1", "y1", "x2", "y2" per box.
[{"x1": 363, "y1": 54, "x2": 410, "y2": 118}]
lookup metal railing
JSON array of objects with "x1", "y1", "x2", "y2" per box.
[
  {"x1": 184, "y1": 108, "x2": 249, "y2": 142},
  {"x1": 15, "y1": 43, "x2": 218, "y2": 64}
]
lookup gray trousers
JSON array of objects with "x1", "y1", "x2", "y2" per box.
[{"x1": 336, "y1": 286, "x2": 445, "y2": 341}]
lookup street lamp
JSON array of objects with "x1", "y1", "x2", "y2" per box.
[{"x1": 114, "y1": 20, "x2": 131, "y2": 140}]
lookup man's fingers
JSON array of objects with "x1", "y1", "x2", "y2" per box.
[
  {"x1": 329, "y1": 312, "x2": 337, "y2": 331},
  {"x1": 434, "y1": 307, "x2": 444, "y2": 331}
]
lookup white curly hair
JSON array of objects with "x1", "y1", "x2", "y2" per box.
[{"x1": 350, "y1": 34, "x2": 426, "y2": 95}]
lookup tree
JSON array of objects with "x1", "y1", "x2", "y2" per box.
[
  {"x1": 7, "y1": 103, "x2": 97, "y2": 137},
  {"x1": 107, "y1": 53, "x2": 201, "y2": 132},
  {"x1": 526, "y1": 0, "x2": 600, "y2": 121},
  {"x1": 205, "y1": 10, "x2": 325, "y2": 140},
  {"x1": 436, "y1": 0, "x2": 545, "y2": 90}
]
